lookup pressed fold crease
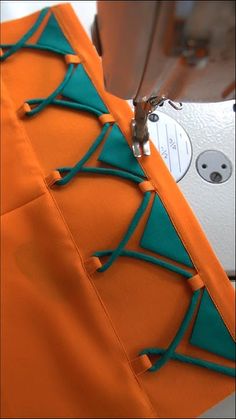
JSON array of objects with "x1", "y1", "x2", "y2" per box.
[{"x1": 1, "y1": 192, "x2": 46, "y2": 217}]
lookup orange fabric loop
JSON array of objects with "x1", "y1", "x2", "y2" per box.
[
  {"x1": 0, "y1": 48, "x2": 3, "y2": 57},
  {"x1": 64, "y1": 54, "x2": 81, "y2": 64},
  {"x1": 139, "y1": 181, "x2": 155, "y2": 193},
  {"x1": 188, "y1": 274, "x2": 205, "y2": 291},
  {"x1": 84, "y1": 256, "x2": 102, "y2": 275},
  {"x1": 45, "y1": 170, "x2": 62, "y2": 188},
  {"x1": 131, "y1": 354, "x2": 152, "y2": 376},
  {"x1": 17, "y1": 102, "x2": 31, "y2": 118},
  {"x1": 98, "y1": 114, "x2": 115, "y2": 125}
]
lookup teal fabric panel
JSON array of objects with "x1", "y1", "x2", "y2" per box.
[
  {"x1": 98, "y1": 124, "x2": 145, "y2": 177},
  {"x1": 140, "y1": 194, "x2": 193, "y2": 267},
  {"x1": 37, "y1": 13, "x2": 74, "y2": 54},
  {"x1": 190, "y1": 289, "x2": 235, "y2": 361},
  {"x1": 62, "y1": 64, "x2": 108, "y2": 114}
]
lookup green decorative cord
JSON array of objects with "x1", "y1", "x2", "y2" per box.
[
  {"x1": 140, "y1": 348, "x2": 235, "y2": 377},
  {"x1": 56, "y1": 123, "x2": 111, "y2": 185},
  {"x1": 94, "y1": 249, "x2": 192, "y2": 278},
  {"x1": 0, "y1": 8, "x2": 49, "y2": 61},
  {"x1": 55, "y1": 117, "x2": 148, "y2": 273},
  {"x1": 25, "y1": 63, "x2": 74, "y2": 116},
  {"x1": 27, "y1": 97, "x2": 102, "y2": 117},
  {"x1": 141, "y1": 289, "x2": 201, "y2": 372},
  {"x1": 0, "y1": 8, "x2": 76, "y2": 117},
  {"x1": 59, "y1": 165, "x2": 144, "y2": 185},
  {"x1": 98, "y1": 192, "x2": 152, "y2": 272},
  {"x1": 0, "y1": 8, "x2": 78, "y2": 117},
  {"x1": 0, "y1": 43, "x2": 65, "y2": 56}
]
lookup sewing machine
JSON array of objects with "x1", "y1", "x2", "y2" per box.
[{"x1": 93, "y1": 1, "x2": 235, "y2": 155}]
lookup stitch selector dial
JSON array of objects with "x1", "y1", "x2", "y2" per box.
[{"x1": 147, "y1": 111, "x2": 192, "y2": 182}]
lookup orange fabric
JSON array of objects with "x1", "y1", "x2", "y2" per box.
[
  {"x1": 98, "y1": 113, "x2": 115, "y2": 125},
  {"x1": 17, "y1": 102, "x2": 32, "y2": 118},
  {"x1": 131, "y1": 354, "x2": 153, "y2": 376},
  {"x1": 65, "y1": 54, "x2": 81, "y2": 64},
  {"x1": 84, "y1": 256, "x2": 102, "y2": 276},
  {"x1": 45, "y1": 170, "x2": 62, "y2": 188},
  {"x1": 188, "y1": 274, "x2": 205, "y2": 292},
  {"x1": 139, "y1": 180, "x2": 155, "y2": 193},
  {"x1": 1, "y1": 4, "x2": 235, "y2": 419}
]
